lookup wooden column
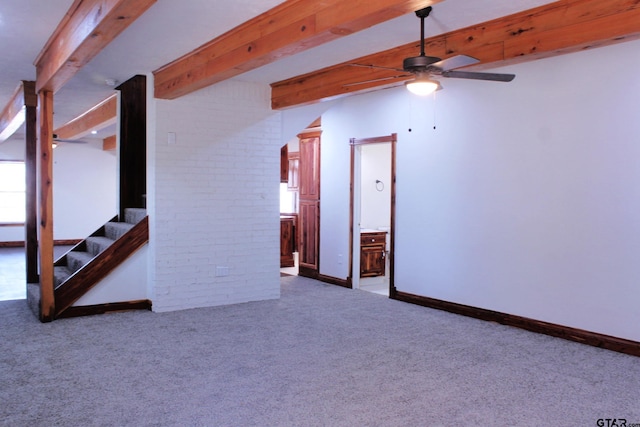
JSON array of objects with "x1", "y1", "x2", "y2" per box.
[
  {"x1": 116, "y1": 75, "x2": 147, "y2": 219},
  {"x1": 38, "y1": 90, "x2": 55, "y2": 322},
  {"x1": 23, "y1": 82, "x2": 39, "y2": 284}
]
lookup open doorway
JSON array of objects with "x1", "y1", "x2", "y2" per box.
[
  {"x1": 280, "y1": 139, "x2": 299, "y2": 277},
  {"x1": 349, "y1": 134, "x2": 397, "y2": 297}
]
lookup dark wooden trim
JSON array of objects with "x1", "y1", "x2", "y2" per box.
[
  {"x1": 389, "y1": 135, "x2": 397, "y2": 298},
  {"x1": 316, "y1": 273, "x2": 351, "y2": 289},
  {"x1": 56, "y1": 299, "x2": 152, "y2": 319},
  {"x1": 55, "y1": 216, "x2": 149, "y2": 317},
  {"x1": 298, "y1": 266, "x2": 319, "y2": 279},
  {"x1": 393, "y1": 290, "x2": 640, "y2": 358},
  {"x1": 0, "y1": 241, "x2": 24, "y2": 247},
  {"x1": 0, "y1": 239, "x2": 82, "y2": 248},
  {"x1": 54, "y1": 239, "x2": 83, "y2": 246}
]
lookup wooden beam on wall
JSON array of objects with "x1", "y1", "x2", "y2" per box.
[
  {"x1": 153, "y1": 0, "x2": 444, "y2": 100},
  {"x1": 0, "y1": 81, "x2": 37, "y2": 142},
  {"x1": 54, "y1": 94, "x2": 117, "y2": 140},
  {"x1": 34, "y1": 0, "x2": 156, "y2": 94},
  {"x1": 271, "y1": 0, "x2": 640, "y2": 109}
]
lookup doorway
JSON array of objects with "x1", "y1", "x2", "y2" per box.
[
  {"x1": 349, "y1": 134, "x2": 397, "y2": 297},
  {"x1": 280, "y1": 139, "x2": 299, "y2": 277},
  {"x1": 280, "y1": 118, "x2": 321, "y2": 278}
]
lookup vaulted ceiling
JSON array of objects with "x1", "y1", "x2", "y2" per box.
[{"x1": 1, "y1": 0, "x2": 639, "y2": 140}]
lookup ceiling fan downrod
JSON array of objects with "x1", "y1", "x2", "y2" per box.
[
  {"x1": 403, "y1": 6, "x2": 439, "y2": 72},
  {"x1": 416, "y1": 6, "x2": 432, "y2": 57}
]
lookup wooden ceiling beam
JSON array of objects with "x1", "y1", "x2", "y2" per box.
[
  {"x1": 271, "y1": 0, "x2": 640, "y2": 109},
  {"x1": 35, "y1": 0, "x2": 156, "y2": 94},
  {"x1": 153, "y1": 0, "x2": 444, "y2": 100},
  {"x1": 0, "y1": 81, "x2": 37, "y2": 142},
  {"x1": 103, "y1": 134, "x2": 117, "y2": 151},
  {"x1": 54, "y1": 94, "x2": 117, "y2": 140}
]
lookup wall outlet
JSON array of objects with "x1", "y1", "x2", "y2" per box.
[{"x1": 215, "y1": 266, "x2": 229, "y2": 277}]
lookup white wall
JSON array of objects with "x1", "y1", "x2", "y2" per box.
[
  {"x1": 360, "y1": 143, "x2": 391, "y2": 230},
  {"x1": 0, "y1": 136, "x2": 117, "y2": 242},
  {"x1": 52, "y1": 140, "x2": 118, "y2": 239},
  {"x1": 319, "y1": 39, "x2": 640, "y2": 341},
  {"x1": 151, "y1": 80, "x2": 282, "y2": 312},
  {"x1": 74, "y1": 245, "x2": 148, "y2": 306}
]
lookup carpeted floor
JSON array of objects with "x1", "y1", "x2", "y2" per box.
[{"x1": 1, "y1": 275, "x2": 639, "y2": 426}]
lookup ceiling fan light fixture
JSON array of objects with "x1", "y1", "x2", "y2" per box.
[{"x1": 405, "y1": 77, "x2": 438, "y2": 96}]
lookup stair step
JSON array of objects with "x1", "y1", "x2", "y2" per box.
[
  {"x1": 54, "y1": 265, "x2": 72, "y2": 288},
  {"x1": 66, "y1": 251, "x2": 94, "y2": 273},
  {"x1": 105, "y1": 222, "x2": 134, "y2": 240},
  {"x1": 86, "y1": 236, "x2": 115, "y2": 256},
  {"x1": 124, "y1": 208, "x2": 146, "y2": 225}
]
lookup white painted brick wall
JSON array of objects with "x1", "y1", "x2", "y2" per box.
[{"x1": 151, "y1": 80, "x2": 282, "y2": 312}]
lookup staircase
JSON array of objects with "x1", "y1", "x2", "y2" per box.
[{"x1": 49, "y1": 208, "x2": 149, "y2": 318}]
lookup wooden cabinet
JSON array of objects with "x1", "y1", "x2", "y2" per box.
[
  {"x1": 280, "y1": 215, "x2": 296, "y2": 267},
  {"x1": 298, "y1": 199, "x2": 318, "y2": 272},
  {"x1": 287, "y1": 152, "x2": 300, "y2": 190},
  {"x1": 298, "y1": 132, "x2": 320, "y2": 276},
  {"x1": 360, "y1": 231, "x2": 386, "y2": 277}
]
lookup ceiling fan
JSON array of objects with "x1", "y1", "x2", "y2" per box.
[
  {"x1": 53, "y1": 134, "x2": 88, "y2": 144},
  {"x1": 349, "y1": 6, "x2": 515, "y2": 95}
]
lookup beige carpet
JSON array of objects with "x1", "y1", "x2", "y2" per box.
[{"x1": 1, "y1": 275, "x2": 639, "y2": 426}]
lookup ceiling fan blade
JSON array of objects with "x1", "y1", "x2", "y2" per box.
[
  {"x1": 343, "y1": 75, "x2": 410, "y2": 87},
  {"x1": 442, "y1": 70, "x2": 515, "y2": 82},
  {"x1": 430, "y1": 55, "x2": 479, "y2": 71},
  {"x1": 54, "y1": 138, "x2": 88, "y2": 143},
  {"x1": 349, "y1": 63, "x2": 405, "y2": 72}
]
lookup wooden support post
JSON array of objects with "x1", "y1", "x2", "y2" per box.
[
  {"x1": 116, "y1": 75, "x2": 147, "y2": 219},
  {"x1": 23, "y1": 82, "x2": 39, "y2": 284},
  {"x1": 38, "y1": 90, "x2": 55, "y2": 322}
]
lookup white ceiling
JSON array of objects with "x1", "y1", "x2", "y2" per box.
[{"x1": 0, "y1": 0, "x2": 554, "y2": 138}]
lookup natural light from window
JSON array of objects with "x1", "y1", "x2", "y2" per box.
[
  {"x1": 0, "y1": 161, "x2": 26, "y2": 224},
  {"x1": 280, "y1": 183, "x2": 296, "y2": 214}
]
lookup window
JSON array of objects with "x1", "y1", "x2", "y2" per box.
[{"x1": 0, "y1": 161, "x2": 26, "y2": 224}]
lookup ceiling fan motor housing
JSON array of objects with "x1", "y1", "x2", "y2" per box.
[{"x1": 403, "y1": 55, "x2": 441, "y2": 72}]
